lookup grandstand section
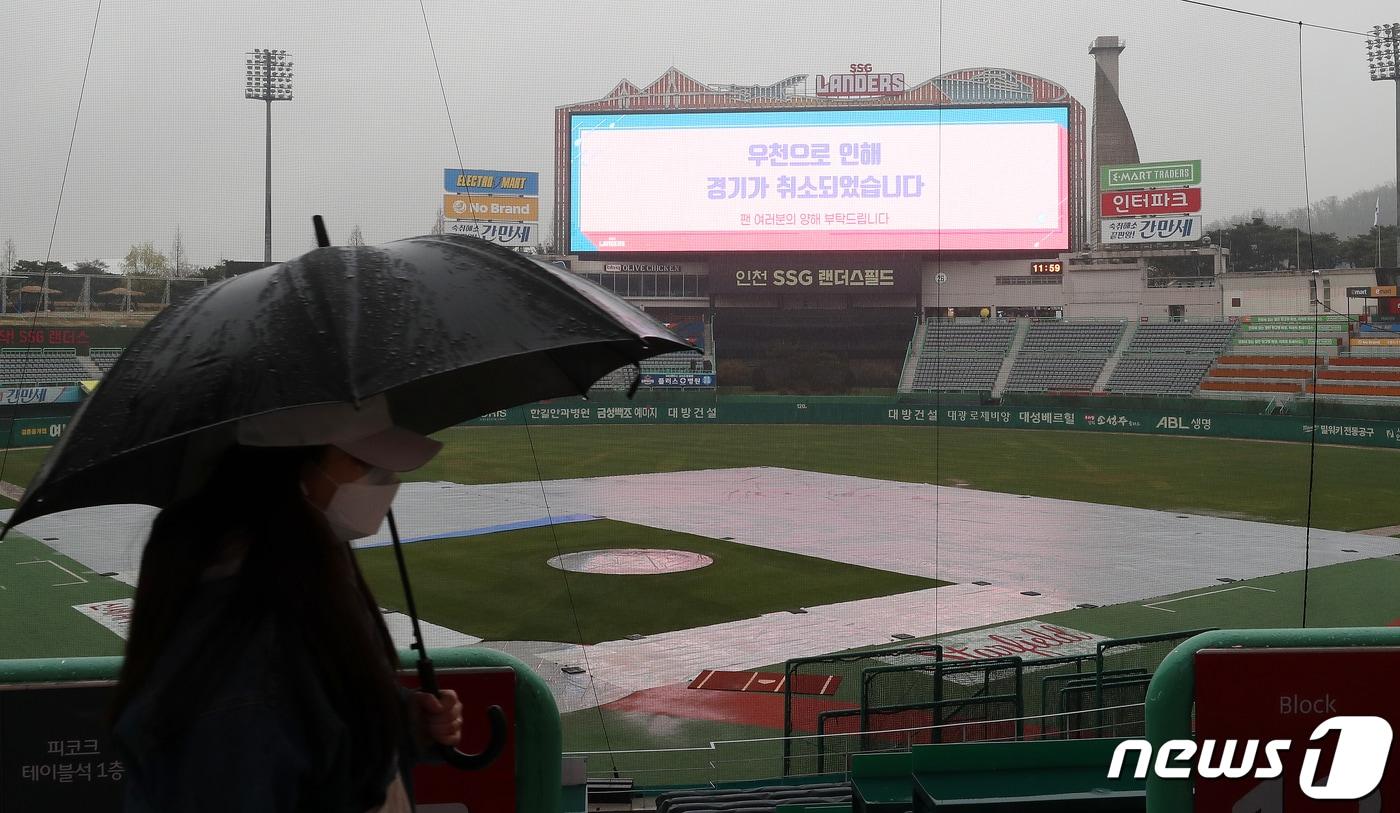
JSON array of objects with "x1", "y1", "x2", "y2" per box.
[
  {"x1": 1019, "y1": 323, "x2": 1123, "y2": 354},
  {"x1": 923, "y1": 323, "x2": 1017, "y2": 354},
  {"x1": 909, "y1": 357, "x2": 1004, "y2": 392},
  {"x1": 1126, "y1": 323, "x2": 1236, "y2": 354},
  {"x1": 1005, "y1": 354, "x2": 1107, "y2": 392},
  {"x1": 0, "y1": 349, "x2": 88, "y2": 386},
  {"x1": 1106, "y1": 356, "x2": 1216, "y2": 396},
  {"x1": 88, "y1": 348, "x2": 121, "y2": 374}
]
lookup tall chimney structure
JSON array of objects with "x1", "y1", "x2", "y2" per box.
[{"x1": 1089, "y1": 36, "x2": 1141, "y2": 246}]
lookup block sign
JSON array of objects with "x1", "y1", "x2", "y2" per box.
[
  {"x1": 1100, "y1": 187, "x2": 1201, "y2": 217},
  {"x1": 1100, "y1": 160, "x2": 1202, "y2": 190},
  {"x1": 1194, "y1": 647, "x2": 1400, "y2": 811}
]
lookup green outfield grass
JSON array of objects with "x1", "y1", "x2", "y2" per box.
[
  {"x1": 0, "y1": 448, "x2": 49, "y2": 508},
  {"x1": 356, "y1": 519, "x2": 946, "y2": 644},
  {"x1": 406, "y1": 424, "x2": 1400, "y2": 531},
  {"x1": 3, "y1": 425, "x2": 1397, "y2": 529},
  {"x1": 0, "y1": 532, "x2": 131, "y2": 658},
  {"x1": 1038, "y1": 555, "x2": 1400, "y2": 637}
]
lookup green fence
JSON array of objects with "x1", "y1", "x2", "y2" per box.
[
  {"x1": 0, "y1": 415, "x2": 71, "y2": 448},
  {"x1": 469, "y1": 397, "x2": 1400, "y2": 449}
]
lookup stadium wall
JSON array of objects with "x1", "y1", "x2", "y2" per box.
[{"x1": 469, "y1": 396, "x2": 1400, "y2": 449}]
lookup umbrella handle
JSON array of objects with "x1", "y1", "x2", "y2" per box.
[{"x1": 415, "y1": 655, "x2": 509, "y2": 771}]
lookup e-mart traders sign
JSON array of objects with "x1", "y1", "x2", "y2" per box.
[{"x1": 1100, "y1": 159, "x2": 1201, "y2": 190}]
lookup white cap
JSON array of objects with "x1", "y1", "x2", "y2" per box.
[{"x1": 235, "y1": 394, "x2": 442, "y2": 472}]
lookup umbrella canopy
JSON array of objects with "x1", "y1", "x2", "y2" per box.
[
  {"x1": 98, "y1": 287, "x2": 145, "y2": 296},
  {"x1": 17, "y1": 285, "x2": 62, "y2": 294},
  {"x1": 7, "y1": 234, "x2": 693, "y2": 529}
]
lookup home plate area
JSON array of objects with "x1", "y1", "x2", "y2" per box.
[{"x1": 415, "y1": 466, "x2": 1392, "y2": 715}]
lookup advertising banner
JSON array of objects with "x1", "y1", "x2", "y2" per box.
[
  {"x1": 1235, "y1": 337, "x2": 1339, "y2": 346},
  {"x1": 442, "y1": 169, "x2": 539, "y2": 196},
  {"x1": 463, "y1": 398, "x2": 1400, "y2": 449},
  {"x1": 443, "y1": 221, "x2": 536, "y2": 247},
  {"x1": 1242, "y1": 314, "x2": 1354, "y2": 323},
  {"x1": 639, "y1": 373, "x2": 715, "y2": 388},
  {"x1": 1100, "y1": 216, "x2": 1202, "y2": 244},
  {"x1": 0, "y1": 386, "x2": 83, "y2": 406},
  {"x1": 710, "y1": 262, "x2": 918, "y2": 295},
  {"x1": 1099, "y1": 159, "x2": 1202, "y2": 190},
  {"x1": 1099, "y1": 188, "x2": 1201, "y2": 217},
  {"x1": 569, "y1": 106, "x2": 1070, "y2": 253},
  {"x1": 443, "y1": 195, "x2": 539, "y2": 223},
  {"x1": 8, "y1": 416, "x2": 69, "y2": 447}
]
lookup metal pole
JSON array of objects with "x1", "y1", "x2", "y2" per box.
[
  {"x1": 265, "y1": 51, "x2": 273, "y2": 264},
  {"x1": 1393, "y1": 75, "x2": 1398, "y2": 267}
]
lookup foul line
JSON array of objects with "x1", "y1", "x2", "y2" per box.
[
  {"x1": 16, "y1": 559, "x2": 89, "y2": 586},
  {"x1": 355, "y1": 514, "x2": 599, "y2": 550},
  {"x1": 1142, "y1": 585, "x2": 1275, "y2": 613}
]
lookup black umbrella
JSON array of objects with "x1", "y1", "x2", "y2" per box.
[{"x1": 4, "y1": 230, "x2": 694, "y2": 767}]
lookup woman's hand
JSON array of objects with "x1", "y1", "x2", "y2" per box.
[{"x1": 413, "y1": 689, "x2": 463, "y2": 748}]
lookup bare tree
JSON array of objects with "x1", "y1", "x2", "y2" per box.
[
  {"x1": 170, "y1": 228, "x2": 190, "y2": 278},
  {"x1": 348, "y1": 225, "x2": 366, "y2": 246},
  {"x1": 1, "y1": 239, "x2": 15, "y2": 276},
  {"x1": 431, "y1": 209, "x2": 445, "y2": 235}
]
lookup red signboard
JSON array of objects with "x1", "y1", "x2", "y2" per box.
[
  {"x1": 404, "y1": 668, "x2": 517, "y2": 813},
  {"x1": 1194, "y1": 648, "x2": 1399, "y2": 811},
  {"x1": 1099, "y1": 187, "x2": 1201, "y2": 217}
]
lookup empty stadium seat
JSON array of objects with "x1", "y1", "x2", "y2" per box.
[
  {"x1": 1126, "y1": 324, "x2": 1237, "y2": 354},
  {"x1": 1106, "y1": 357, "x2": 1215, "y2": 396},
  {"x1": 1020, "y1": 323, "x2": 1123, "y2": 354},
  {"x1": 923, "y1": 323, "x2": 1015, "y2": 354},
  {"x1": 910, "y1": 356, "x2": 1002, "y2": 391},
  {"x1": 655, "y1": 782, "x2": 852, "y2": 813},
  {"x1": 0, "y1": 349, "x2": 87, "y2": 386},
  {"x1": 88, "y1": 348, "x2": 123, "y2": 373},
  {"x1": 1006, "y1": 355, "x2": 1107, "y2": 392}
]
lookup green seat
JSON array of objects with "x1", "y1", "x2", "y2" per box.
[
  {"x1": 909, "y1": 739, "x2": 1144, "y2": 811},
  {"x1": 851, "y1": 751, "x2": 912, "y2": 813}
]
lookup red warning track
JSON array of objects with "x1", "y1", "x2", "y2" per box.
[{"x1": 687, "y1": 669, "x2": 841, "y2": 696}]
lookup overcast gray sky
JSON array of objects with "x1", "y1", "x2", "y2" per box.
[{"x1": 1, "y1": 0, "x2": 1396, "y2": 266}]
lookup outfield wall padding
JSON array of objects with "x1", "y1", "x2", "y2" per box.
[{"x1": 462, "y1": 398, "x2": 1400, "y2": 449}]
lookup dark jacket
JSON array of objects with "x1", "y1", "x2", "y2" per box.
[{"x1": 113, "y1": 576, "x2": 421, "y2": 812}]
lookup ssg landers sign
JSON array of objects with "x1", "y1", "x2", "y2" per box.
[{"x1": 714, "y1": 262, "x2": 917, "y2": 294}]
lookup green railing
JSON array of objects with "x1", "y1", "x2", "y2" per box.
[
  {"x1": 0, "y1": 647, "x2": 562, "y2": 812},
  {"x1": 1143, "y1": 626, "x2": 1400, "y2": 812}
]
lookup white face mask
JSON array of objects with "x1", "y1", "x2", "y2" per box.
[{"x1": 313, "y1": 465, "x2": 401, "y2": 541}]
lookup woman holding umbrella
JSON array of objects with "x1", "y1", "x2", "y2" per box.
[
  {"x1": 109, "y1": 396, "x2": 464, "y2": 813},
  {"x1": 3, "y1": 233, "x2": 693, "y2": 810}
]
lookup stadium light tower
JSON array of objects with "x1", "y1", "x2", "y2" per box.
[
  {"x1": 1366, "y1": 24, "x2": 1400, "y2": 266},
  {"x1": 245, "y1": 48, "x2": 294, "y2": 263}
]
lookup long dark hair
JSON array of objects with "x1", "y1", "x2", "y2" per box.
[{"x1": 112, "y1": 444, "x2": 403, "y2": 808}]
